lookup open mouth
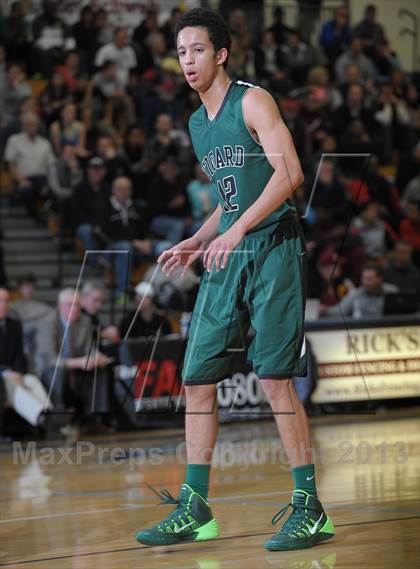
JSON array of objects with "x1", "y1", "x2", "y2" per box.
[{"x1": 186, "y1": 71, "x2": 198, "y2": 82}]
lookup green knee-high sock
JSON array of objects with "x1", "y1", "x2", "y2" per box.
[
  {"x1": 292, "y1": 463, "x2": 318, "y2": 497},
  {"x1": 185, "y1": 464, "x2": 211, "y2": 500}
]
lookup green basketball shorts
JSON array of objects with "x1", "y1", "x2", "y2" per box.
[{"x1": 182, "y1": 216, "x2": 307, "y2": 385}]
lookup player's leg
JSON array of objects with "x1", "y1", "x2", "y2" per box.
[
  {"x1": 136, "y1": 264, "x2": 246, "y2": 546},
  {"x1": 262, "y1": 378, "x2": 334, "y2": 550},
  {"x1": 136, "y1": 384, "x2": 220, "y2": 546},
  {"x1": 260, "y1": 378, "x2": 312, "y2": 467},
  {"x1": 247, "y1": 220, "x2": 335, "y2": 550}
]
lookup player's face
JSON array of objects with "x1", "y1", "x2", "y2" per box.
[{"x1": 177, "y1": 26, "x2": 225, "y2": 92}]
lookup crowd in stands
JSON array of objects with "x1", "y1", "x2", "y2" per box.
[{"x1": 0, "y1": 1, "x2": 420, "y2": 438}]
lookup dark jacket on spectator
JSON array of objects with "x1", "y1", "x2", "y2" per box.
[
  {"x1": 100, "y1": 196, "x2": 148, "y2": 242},
  {"x1": 383, "y1": 260, "x2": 420, "y2": 294},
  {"x1": 0, "y1": 317, "x2": 26, "y2": 380},
  {"x1": 70, "y1": 179, "x2": 108, "y2": 228},
  {"x1": 147, "y1": 172, "x2": 190, "y2": 218},
  {"x1": 331, "y1": 103, "x2": 374, "y2": 135}
]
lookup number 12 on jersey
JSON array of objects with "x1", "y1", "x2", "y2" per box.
[{"x1": 217, "y1": 175, "x2": 239, "y2": 213}]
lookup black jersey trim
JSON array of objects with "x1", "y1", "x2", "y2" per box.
[{"x1": 205, "y1": 81, "x2": 235, "y2": 126}]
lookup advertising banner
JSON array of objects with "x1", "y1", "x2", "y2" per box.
[{"x1": 307, "y1": 325, "x2": 420, "y2": 403}]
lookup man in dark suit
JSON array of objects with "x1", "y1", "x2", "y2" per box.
[
  {"x1": 35, "y1": 288, "x2": 111, "y2": 426},
  {"x1": 0, "y1": 287, "x2": 26, "y2": 438}
]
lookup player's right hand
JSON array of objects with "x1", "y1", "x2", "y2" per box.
[{"x1": 158, "y1": 236, "x2": 204, "y2": 277}]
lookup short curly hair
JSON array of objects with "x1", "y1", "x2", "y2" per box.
[{"x1": 175, "y1": 8, "x2": 231, "y2": 67}]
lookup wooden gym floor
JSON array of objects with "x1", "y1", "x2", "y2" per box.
[{"x1": 0, "y1": 408, "x2": 419, "y2": 568}]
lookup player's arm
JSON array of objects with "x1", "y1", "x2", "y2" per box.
[
  {"x1": 158, "y1": 204, "x2": 222, "y2": 276},
  {"x1": 203, "y1": 88, "x2": 303, "y2": 271},
  {"x1": 193, "y1": 203, "x2": 222, "y2": 244},
  {"x1": 237, "y1": 87, "x2": 304, "y2": 234}
]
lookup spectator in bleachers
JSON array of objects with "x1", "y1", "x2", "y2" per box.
[
  {"x1": 363, "y1": 156, "x2": 401, "y2": 230},
  {"x1": 227, "y1": 35, "x2": 254, "y2": 82},
  {"x1": 402, "y1": 172, "x2": 420, "y2": 208},
  {"x1": 0, "y1": 287, "x2": 26, "y2": 391},
  {"x1": 404, "y1": 83, "x2": 420, "y2": 137},
  {"x1": 0, "y1": 62, "x2": 31, "y2": 128},
  {"x1": 312, "y1": 246, "x2": 350, "y2": 307},
  {"x1": 229, "y1": 8, "x2": 252, "y2": 48},
  {"x1": 120, "y1": 282, "x2": 172, "y2": 339},
  {"x1": 148, "y1": 155, "x2": 190, "y2": 244},
  {"x1": 94, "y1": 26, "x2": 137, "y2": 89},
  {"x1": 297, "y1": 0, "x2": 322, "y2": 44},
  {"x1": 0, "y1": 246, "x2": 7, "y2": 288},
  {"x1": 0, "y1": 95, "x2": 45, "y2": 154},
  {"x1": 306, "y1": 66, "x2": 343, "y2": 111},
  {"x1": 1, "y1": 1, "x2": 29, "y2": 63},
  {"x1": 337, "y1": 63, "x2": 362, "y2": 97},
  {"x1": 41, "y1": 70, "x2": 71, "y2": 126},
  {"x1": 353, "y1": 4, "x2": 385, "y2": 54},
  {"x1": 90, "y1": 61, "x2": 135, "y2": 135},
  {"x1": 142, "y1": 32, "x2": 168, "y2": 73},
  {"x1": 383, "y1": 241, "x2": 420, "y2": 294},
  {"x1": 0, "y1": 46, "x2": 5, "y2": 89},
  {"x1": 134, "y1": 59, "x2": 186, "y2": 132},
  {"x1": 255, "y1": 31, "x2": 289, "y2": 95},
  {"x1": 55, "y1": 50, "x2": 88, "y2": 103},
  {"x1": 331, "y1": 83, "x2": 373, "y2": 136},
  {"x1": 319, "y1": 6, "x2": 351, "y2": 65},
  {"x1": 31, "y1": 0, "x2": 75, "y2": 77},
  {"x1": 399, "y1": 200, "x2": 420, "y2": 267},
  {"x1": 281, "y1": 99, "x2": 308, "y2": 160},
  {"x1": 71, "y1": 156, "x2": 108, "y2": 264},
  {"x1": 305, "y1": 159, "x2": 350, "y2": 224},
  {"x1": 186, "y1": 163, "x2": 218, "y2": 234},
  {"x1": 267, "y1": 6, "x2": 294, "y2": 47},
  {"x1": 35, "y1": 288, "x2": 111, "y2": 426},
  {"x1": 279, "y1": 31, "x2": 313, "y2": 87},
  {"x1": 133, "y1": 7, "x2": 159, "y2": 53},
  {"x1": 373, "y1": 82, "x2": 413, "y2": 161},
  {"x1": 118, "y1": 124, "x2": 149, "y2": 194},
  {"x1": 49, "y1": 102, "x2": 87, "y2": 157},
  {"x1": 80, "y1": 280, "x2": 119, "y2": 344},
  {"x1": 370, "y1": 39, "x2": 401, "y2": 80},
  {"x1": 99, "y1": 176, "x2": 171, "y2": 299},
  {"x1": 94, "y1": 8, "x2": 114, "y2": 47},
  {"x1": 320, "y1": 264, "x2": 397, "y2": 318},
  {"x1": 351, "y1": 201, "x2": 397, "y2": 260},
  {"x1": 95, "y1": 135, "x2": 130, "y2": 184},
  {"x1": 5, "y1": 111, "x2": 57, "y2": 220},
  {"x1": 10, "y1": 273, "x2": 53, "y2": 366},
  {"x1": 338, "y1": 119, "x2": 374, "y2": 165},
  {"x1": 53, "y1": 143, "x2": 83, "y2": 203},
  {"x1": 143, "y1": 113, "x2": 190, "y2": 175},
  {"x1": 72, "y1": 5, "x2": 98, "y2": 74},
  {"x1": 334, "y1": 36, "x2": 376, "y2": 86},
  {"x1": 0, "y1": 286, "x2": 52, "y2": 433},
  {"x1": 395, "y1": 142, "x2": 420, "y2": 195},
  {"x1": 159, "y1": 7, "x2": 182, "y2": 52},
  {"x1": 91, "y1": 60, "x2": 125, "y2": 103}
]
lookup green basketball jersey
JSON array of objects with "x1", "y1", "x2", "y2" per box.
[{"x1": 188, "y1": 80, "x2": 296, "y2": 234}]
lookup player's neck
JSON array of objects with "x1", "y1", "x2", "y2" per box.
[{"x1": 199, "y1": 73, "x2": 232, "y2": 120}]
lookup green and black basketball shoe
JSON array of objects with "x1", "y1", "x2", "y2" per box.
[
  {"x1": 136, "y1": 484, "x2": 219, "y2": 546},
  {"x1": 265, "y1": 490, "x2": 335, "y2": 551}
]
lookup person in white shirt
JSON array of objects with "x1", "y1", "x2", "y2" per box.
[
  {"x1": 5, "y1": 112, "x2": 58, "y2": 219},
  {"x1": 94, "y1": 27, "x2": 137, "y2": 88}
]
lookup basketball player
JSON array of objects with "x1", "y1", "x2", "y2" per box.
[{"x1": 136, "y1": 8, "x2": 335, "y2": 551}]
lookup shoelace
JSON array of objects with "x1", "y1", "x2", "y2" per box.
[
  {"x1": 145, "y1": 482, "x2": 179, "y2": 505},
  {"x1": 145, "y1": 482, "x2": 191, "y2": 530},
  {"x1": 271, "y1": 502, "x2": 315, "y2": 535}
]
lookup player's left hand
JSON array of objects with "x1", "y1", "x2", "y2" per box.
[{"x1": 203, "y1": 223, "x2": 246, "y2": 272}]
